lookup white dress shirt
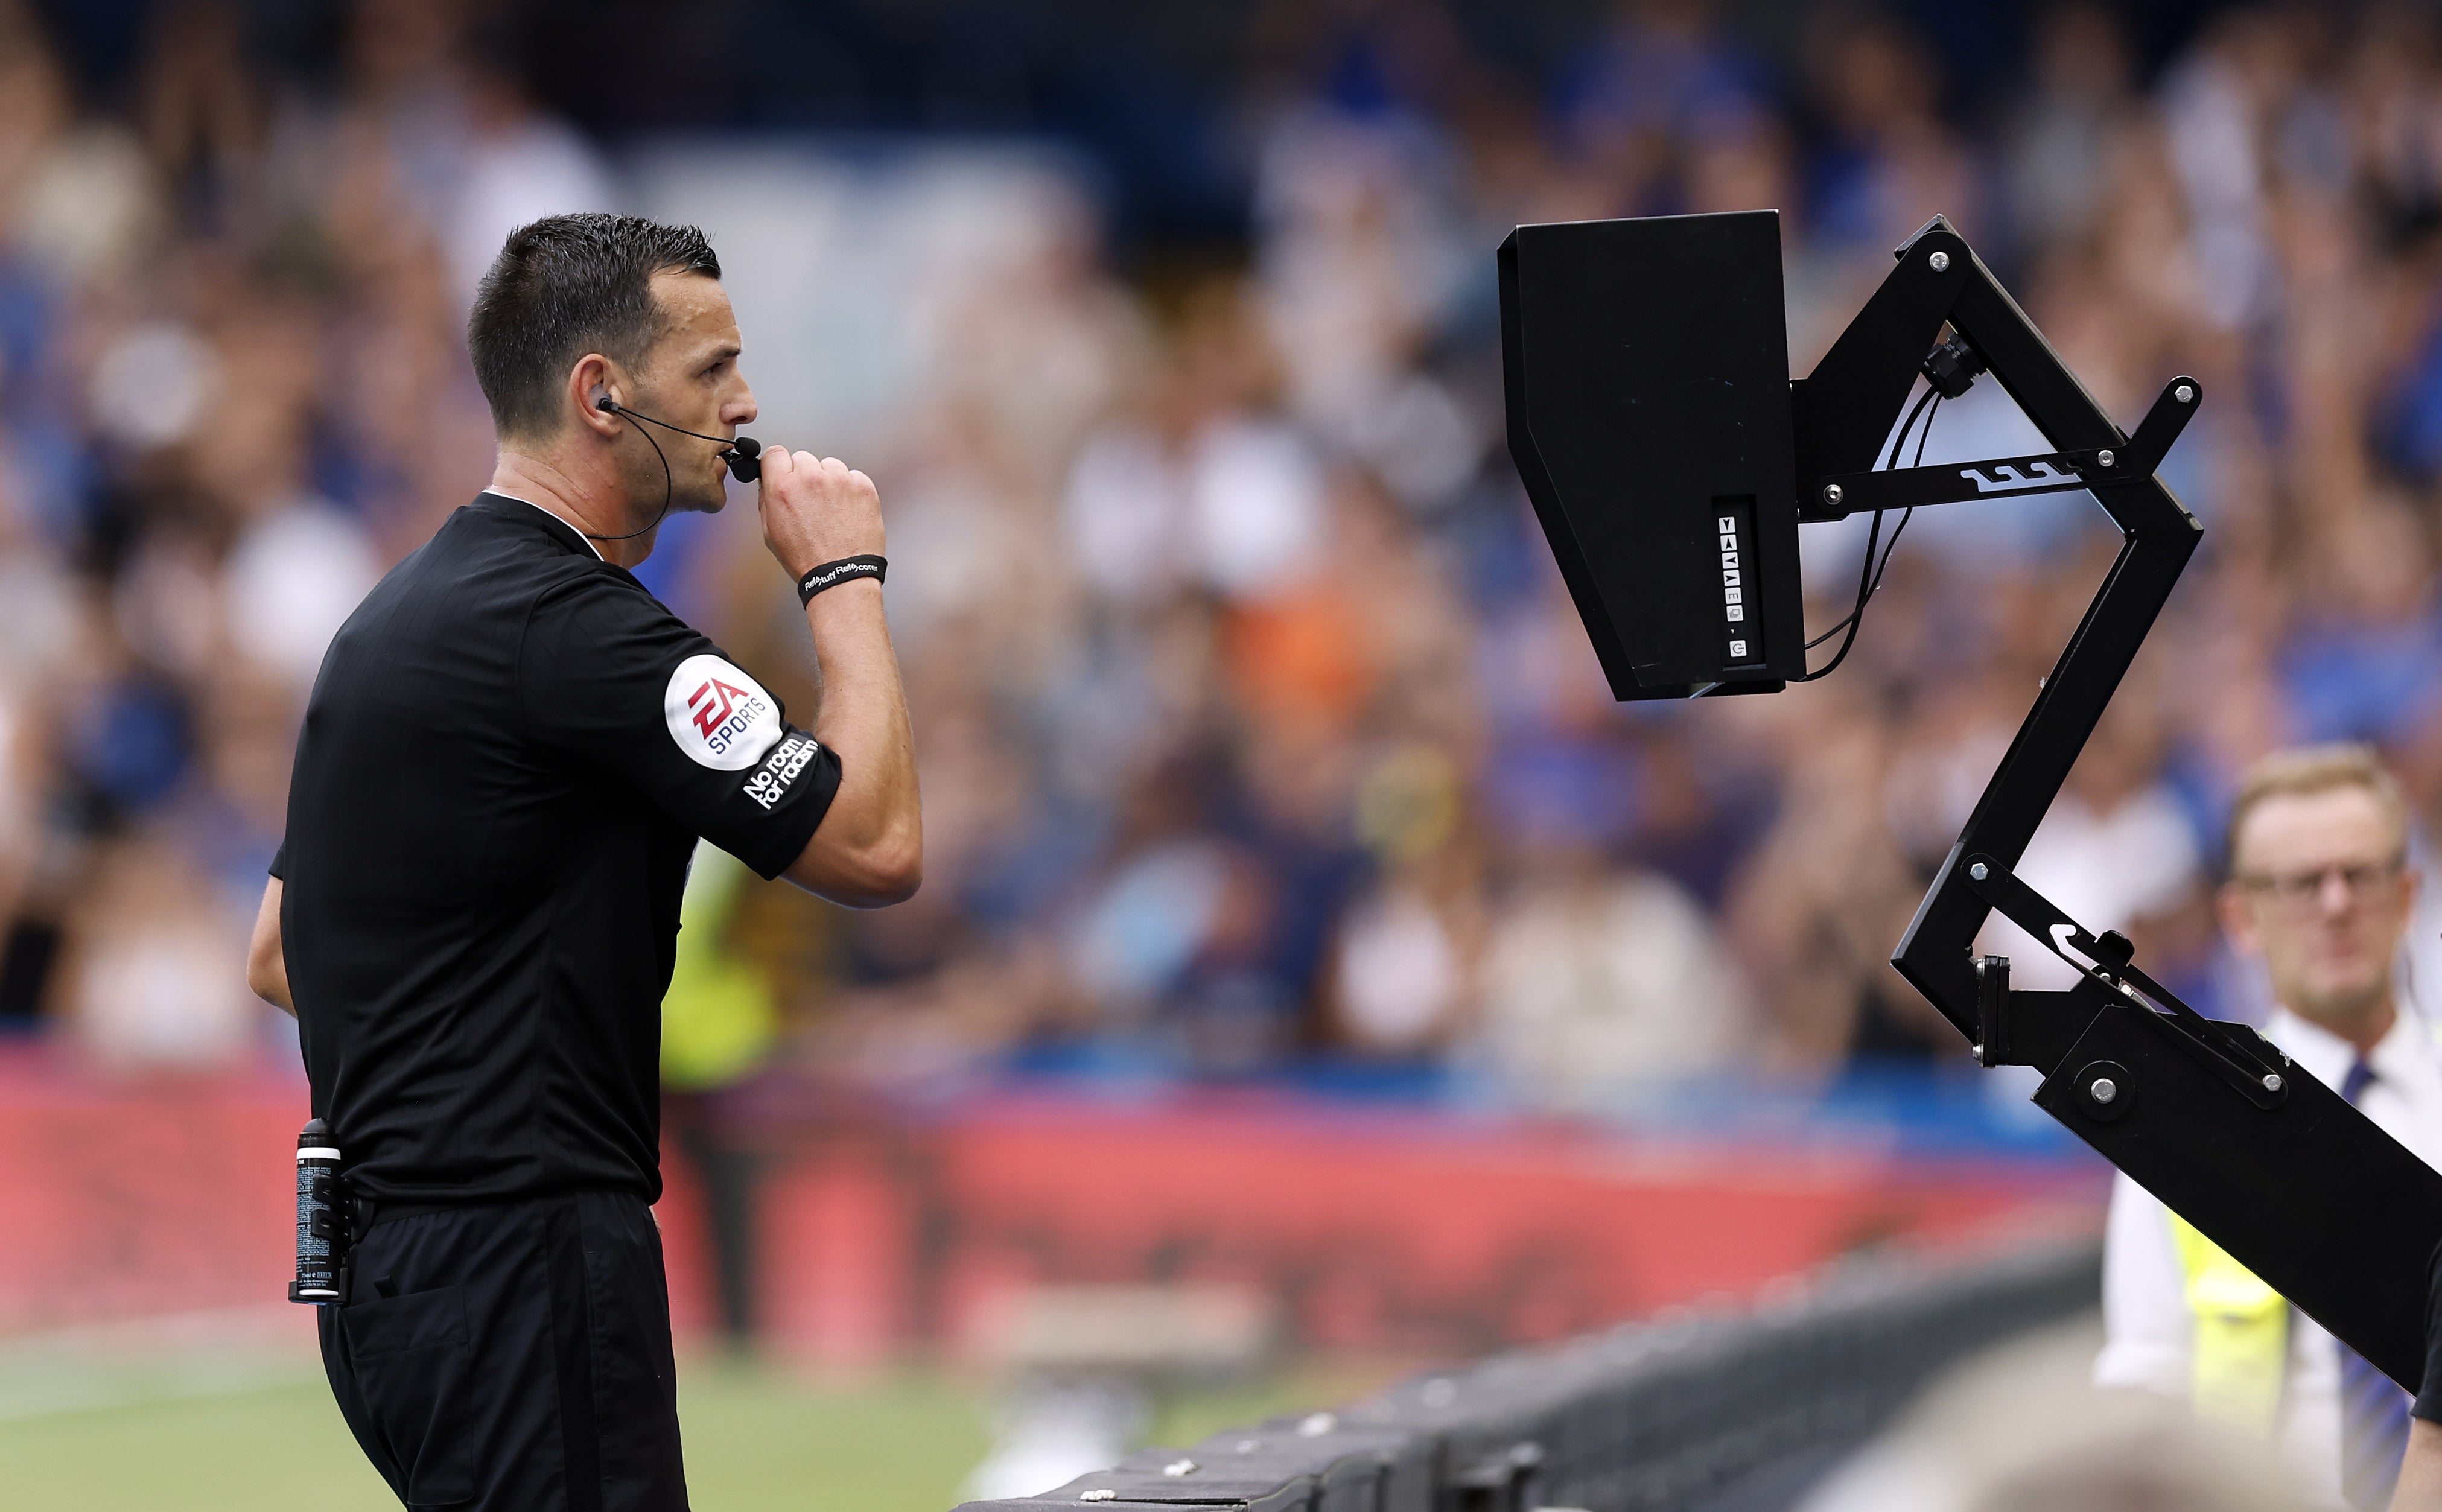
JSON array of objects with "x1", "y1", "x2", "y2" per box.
[{"x1": 2095, "y1": 1005, "x2": 2442, "y2": 1505}]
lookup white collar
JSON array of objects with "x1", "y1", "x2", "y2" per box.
[
  {"x1": 484, "y1": 489, "x2": 604, "y2": 562},
  {"x1": 2266, "y1": 1003, "x2": 2425, "y2": 1092}
]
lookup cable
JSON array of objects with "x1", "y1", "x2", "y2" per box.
[
  {"x1": 1802, "y1": 508, "x2": 1881, "y2": 652},
  {"x1": 587, "y1": 408, "x2": 678, "y2": 542},
  {"x1": 584, "y1": 401, "x2": 763, "y2": 543},
  {"x1": 1801, "y1": 385, "x2": 1935, "y2": 651},
  {"x1": 608, "y1": 402, "x2": 761, "y2": 468},
  {"x1": 1792, "y1": 386, "x2": 1939, "y2": 679},
  {"x1": 1883, "y1": 383, "x2": 1940, "y2": 472},
  {"x1": 1863, "y1": 397, "x2": 1938, "y2": 599}
]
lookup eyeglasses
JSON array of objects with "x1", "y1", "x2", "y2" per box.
[{"x1": 2233, "y1": 857, "x2": 2406, "y2": 913}]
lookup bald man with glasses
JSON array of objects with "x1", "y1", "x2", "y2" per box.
[{"x1": 2098, "y1": 744, "x2": 2442, "y2": 1510}]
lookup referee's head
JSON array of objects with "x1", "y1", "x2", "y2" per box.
[{"x1": 468, "y1": 212, "x2": 757, "y2": 526}]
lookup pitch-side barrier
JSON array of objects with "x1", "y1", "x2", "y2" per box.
[{"x1": 950, "y1": 1237, "x2": 2099, "y2": 1512}]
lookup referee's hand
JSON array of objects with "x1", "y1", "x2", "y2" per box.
[{"x1": 755, "y1": 448, "x2": 884, "y2": 581}]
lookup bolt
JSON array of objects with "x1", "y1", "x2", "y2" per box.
[
  {"x1": 1822, "y1": 483, "x2": 1845, "y2": 507},
  {"x1": 1970, "y1": 1043, "x2": 1986, "y2": 1059},
  {"x1": 2175, "y1": 383, "x2": 2195, "y2": 404},
  {"x1": 2090, "y1": 1077, "x2": 2119, "y2": 1105},
  {"x1": 2096, "y1": 449, "x2": 2116, "y2": 468},
  {"x1": 2263, "y1": 1073, "x2": 2284, "y2": 1093},
  {"x1": 1928, "y1": 250, "x2": 1951, "y2": 272},
  {"x1": 1969, "y1": 862, "x2": 1989, "y2": 881},
  {"x1": 1164, "y1": 1460, "x2": 1198, "y2": 1478}
]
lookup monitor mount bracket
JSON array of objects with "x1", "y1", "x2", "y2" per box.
[
  {"x1": 1801, "y1": 382, "x2": 2199, "y2": 521},
  {"x1": 1798, "y1": 216, "x2": 2442, "y2": 1392}
]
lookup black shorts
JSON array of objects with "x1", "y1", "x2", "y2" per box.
[{"x1": 316, "y1": 1189, "x2": 689, "y2": 1511}]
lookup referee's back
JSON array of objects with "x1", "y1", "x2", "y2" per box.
[{"x1": 276, "y1": 492, "x2": 838, "y2": 1209}]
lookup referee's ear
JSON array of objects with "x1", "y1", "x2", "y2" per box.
[{"x1": 570, "y1": 355, "x2": 625, "y2": 441}]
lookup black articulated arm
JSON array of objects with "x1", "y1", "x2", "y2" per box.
[
  {"x1": 1799, "y1": 217, "x2": 2204, "y2": 1036},
  {"x1": 1798, "y1": 217, "x2": 2442, "y2": 1391}
]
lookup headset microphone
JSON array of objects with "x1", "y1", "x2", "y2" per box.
[
  {"x1": 584, "y1": 395, "x2": 763, "y2": 542},
  {"x1": 594, "y1": 395, "x2": 761, "y2": 481}
]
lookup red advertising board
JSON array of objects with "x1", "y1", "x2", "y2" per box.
[{"x1": 0, "y1": 1053, "x2": 2099, "y2": 1358}]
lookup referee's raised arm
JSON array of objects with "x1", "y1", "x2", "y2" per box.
[{"x1": 754, "y1": 445, "x2": 922, "y2": 907}]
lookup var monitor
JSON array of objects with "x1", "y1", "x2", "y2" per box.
[
  {"x1": 1501, "y1": 207, "x2": 2442, "y2": 1400},
  {"x1": 1498, "y1": 210, "x2": 1804, "y2": 700}
]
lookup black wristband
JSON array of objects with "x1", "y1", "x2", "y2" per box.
[{"x1": 797, "y1": 555, "x2": 886, "y2": 606}]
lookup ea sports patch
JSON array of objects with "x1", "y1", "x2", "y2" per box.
[{"x1": 664, "y1": 654, "x2": 782, "y2": 770}]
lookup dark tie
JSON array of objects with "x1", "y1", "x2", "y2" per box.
[{"x1": 2339, "y1": 1056, "x2": 2412, "y2": 1511}]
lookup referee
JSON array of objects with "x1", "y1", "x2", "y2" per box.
[{"x1": 243, "y1": 212, "x2": 920, "y2": 1510}]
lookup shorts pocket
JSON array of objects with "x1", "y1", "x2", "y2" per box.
[{"x1": 342, "y1": 1285, "x2": 474, "y2": 1507}]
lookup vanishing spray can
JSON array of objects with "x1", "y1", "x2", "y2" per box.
[{"x1": 290, "y1": 1119, "x2": 344, "y2": 1304}]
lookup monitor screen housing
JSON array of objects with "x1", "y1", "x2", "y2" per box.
[{"x1": 1498, "y1": 210, "x2": 1804, "y2": 699}]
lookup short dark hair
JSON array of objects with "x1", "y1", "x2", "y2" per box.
[{"x1": 466, "y1": 212, "x2": 722, "y2": 440}]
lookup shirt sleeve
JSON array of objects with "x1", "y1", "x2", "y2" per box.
[
  {"x1": 519, "y1": 569, "x2": 841, "y2": 879},
  {"x1": 270, "y1": 839, "x2": 287, "y2": 880}
]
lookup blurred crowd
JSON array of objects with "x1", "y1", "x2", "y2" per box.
[{"x1": 7, "y1": 0, "x2": 2442, "y2": 1113}]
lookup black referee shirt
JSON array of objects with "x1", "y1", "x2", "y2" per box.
[{"x1": 273, "y1": 492, "x2": 841, "y2": 1206}]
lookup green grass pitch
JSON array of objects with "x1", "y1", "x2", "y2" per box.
[{"x1": 0, "y1": 1328, "x2": 1366, "y2": 1511}]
